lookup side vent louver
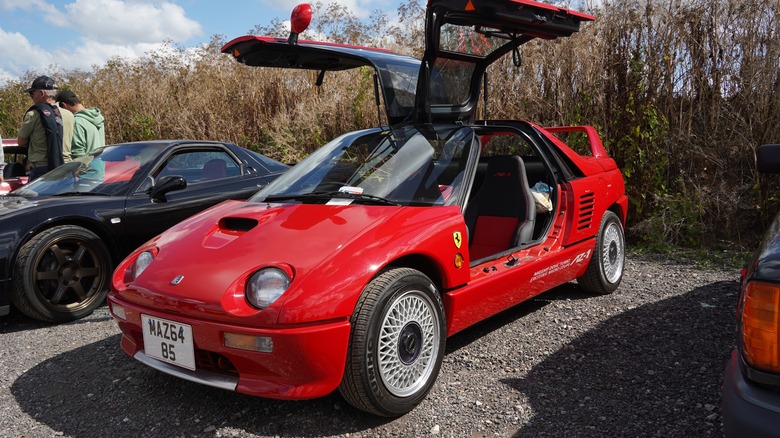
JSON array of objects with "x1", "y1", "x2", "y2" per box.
[{"x1": 578, "y1": 193, "x2": 595, "y2": 230}]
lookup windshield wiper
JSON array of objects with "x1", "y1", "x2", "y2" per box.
[
  {"x1": 335, "y1": 192, "x2": 400, "y2": 206},
  {"x1": 264, "y1": 191, "x2": 399, "y2": 206}
]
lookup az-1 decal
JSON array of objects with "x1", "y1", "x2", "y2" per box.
[{"x1": 530, "y1": 249, "x2": 591, "y2": 282}]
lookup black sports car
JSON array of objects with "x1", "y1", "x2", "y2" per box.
[{"x1": 0, "y1": 140, "x2": 287, "y2": 322}]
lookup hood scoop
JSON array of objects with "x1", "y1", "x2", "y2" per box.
[
  {"x1": 220, "y1": 217, "x2": 259, "y2": 232},
  {"x1": 201, "y1": 217, "x2": 259, "y2": 249}
]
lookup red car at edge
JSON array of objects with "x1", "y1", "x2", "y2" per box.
[{"x1": 108, "y1": 0, "x2": 628, "y2": 416}]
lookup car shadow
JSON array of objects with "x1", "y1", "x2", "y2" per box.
[
  {"x1": 9, "y1": 279, "x2": 737, "y2": 437},
  {"x1": 10, "y1": 333, "x2": 391, "y2": 437},
  {"x1": 0, "y1": 304, "x2": 113, "y2": 334},
  {"x1": 504, "y1": 279, "x2": 737, "y2": 437},
  {"x1": 446, "y1": 282, "x2": 592, "y2": 354}
]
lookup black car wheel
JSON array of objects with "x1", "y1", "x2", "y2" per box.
[
  {"x1": 578, "y1": 210, "x2": 625, "y2": 295},
  {"x1": 12, "y1": 225, "x2": 111, "y2": 322},
  {"x1": 339, "y1": 268, "x2": 446, "y2": 416}
]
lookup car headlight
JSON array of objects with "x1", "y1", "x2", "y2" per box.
[
  {"x1": 126, "y1": 249, "x2": 156, "y2": 283},
  {"x1": 246, "y1": 267, "x2": 290, "y2": 309}
]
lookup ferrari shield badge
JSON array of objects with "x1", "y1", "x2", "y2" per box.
[{"x1": 453, "y1": 231, "x2": 463, "y2": 249}]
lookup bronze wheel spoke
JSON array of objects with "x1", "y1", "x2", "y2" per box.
[
  {"x1": 48, "y1": 243, "x2": 68, "y2": 265},
  {"x1": 35, "y1": 270, "x2": 59, "y2": 281},
  {"x1": 72, "y1": 244, "x2": 87, "y2": 263},
  {"x1": 71, "y1": 283, "x2": 88, "y2": 301},
  {"x1": 80, "y1": 267, "x2": 99, "y2": 278},
  {"x1": 49, "y1": 285, "x2": 69, "y2": 304}
]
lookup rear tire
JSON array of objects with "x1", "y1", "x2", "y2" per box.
[
  {"x1": 578, "y1": 211, "x2": 625, "y2": 295},
  {"x1": 12, "y1": 225, "x2": 111, "y2": 322},
  {"x1": 339, "y1": 268, "x2": 446, "y2": 416}
]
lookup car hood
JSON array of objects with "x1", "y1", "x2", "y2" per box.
[{"x1": 124, "y1": 200, "x2": 466, "y2": 325}]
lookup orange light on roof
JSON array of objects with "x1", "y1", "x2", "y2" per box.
[
  {"x1": 742, "y1": 280, "x2": 780, "y2": 373},
  {"x1": 465, "y1": 0, "x2": 475, "y2": 11}
]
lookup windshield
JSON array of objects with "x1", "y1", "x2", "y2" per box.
[
  {"x1": 252, "y1": 124, "x2": 476, "y2": 207},
  {"x1": 13, "y1": 143, "x2": 158, "y2": 198}
]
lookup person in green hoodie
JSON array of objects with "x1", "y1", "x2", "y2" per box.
[{"x1": 55, "y1": 89, "x2": 105, "y2": 158}]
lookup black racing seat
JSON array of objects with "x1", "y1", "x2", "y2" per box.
[
  {"x1": 465, "y1": 155, "x2": 536, "y2": 260},
  {"x1": 201, "y1": 159, "x2": 227, "y2": 181}
]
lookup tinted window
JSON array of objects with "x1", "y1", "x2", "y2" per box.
[{"x1": 155, "y1": 150, "x2": 239, "y2": 183}]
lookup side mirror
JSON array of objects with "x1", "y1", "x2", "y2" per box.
[{"x1": 151, "y1": 175, "x2": 187, "y2": 202}]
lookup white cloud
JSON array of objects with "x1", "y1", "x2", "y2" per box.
[
  {"x1": 0, "y1": 0, "x2": 49, "y2": 12},
  {"x1": 51, "y1": 39, "x2": 170, "y2": 71},
  {"x1": 49, "y1": 0, "x2": 203, "y2": 44},
  {"x1": 0, "y1": 0, "x2": 206, "y2": 84},
  {"x1": 0, "y1": 27, "x2": 55, "y2": 74}
]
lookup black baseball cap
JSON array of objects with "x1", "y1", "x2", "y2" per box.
[{"x1": 25, "y1": 76, "x2": 57, "y2": 93}]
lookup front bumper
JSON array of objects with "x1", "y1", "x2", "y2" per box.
[
  {"x1": 722, "y1": 350, "x2": 780, "y2": 438},
  {"x1": 108, "y1": 295, "x2": 351, "y2": 400}
]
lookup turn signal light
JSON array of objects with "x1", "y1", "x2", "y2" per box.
[
  {"x1": 224, "y1": 332, "x2": 273, "y2": 353},
  {"x1": 742, "y1": 280, "x2": 780, "y2": 372},
  {"x1": 454, "y1": 253, "x2": 464, "y2": 268},
  {"x1": 110, "y1": 303, "x2": 127, "y2": 321}
]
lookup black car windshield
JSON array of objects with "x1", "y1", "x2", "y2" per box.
[
  {"x1": 253, "y1": 124, "x2": 476, "y2": 207},
  {"x1": 13, "y1": 143, "x2": 159, "y2": 198}
]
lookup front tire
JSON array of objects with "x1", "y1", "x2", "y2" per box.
[
  {"x1": 12, "y1": 225, "x2": 111, "y2": 322},
  {"x1": 339, "y1": 268, "x2": 446, "y2": 416},
  {"x1": 578, "y1": 210, "x2": 625, "y2": 295}
]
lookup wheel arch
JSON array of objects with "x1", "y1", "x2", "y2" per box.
[
  {"x1": 608, "y1": 196, "x2": 628, "y2": 228},
  {"x1": 13, "y1": 217, "x2": 121, "y2": 271},
  {"x1": 382, "y1": 254, "x2": 446, "y2": 295}
]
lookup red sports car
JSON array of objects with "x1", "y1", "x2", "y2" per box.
[
  {"x1": 109, "y1": 0, "x2": 627, "y2": 416},
  {"x1": 1, "y1": 138, "x2": 27, "y2": 194}
]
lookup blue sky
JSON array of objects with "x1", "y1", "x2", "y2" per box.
[{"x1": 0, "y1": 0, "x2": 405, "y2": 84}]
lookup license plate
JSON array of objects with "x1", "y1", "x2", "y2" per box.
[{"x1": 141, "y1": 314, "x2": 196, "y2": 370}]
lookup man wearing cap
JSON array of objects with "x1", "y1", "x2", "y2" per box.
[
  {"x1": 56, "y1": 89, "x2": 105, "y2": 159},
  {"x1": 17, "y1": 75, "x2": 74, "y2": 181}
]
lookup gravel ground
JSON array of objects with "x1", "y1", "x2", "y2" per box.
[{"x1": 0, "y1": 252, "x2": 739, "y2": 437}]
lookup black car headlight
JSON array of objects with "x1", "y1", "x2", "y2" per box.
[{"x1": 246, "y1": 267, "x2": 291, "y2": 309}]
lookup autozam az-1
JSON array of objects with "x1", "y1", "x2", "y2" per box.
[{"x1": 109, "y1": 0, "x2": 628, "y2": 416}]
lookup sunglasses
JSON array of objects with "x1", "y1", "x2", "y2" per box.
[{"x1": 28, "y1": 90, "x2": 37, "y2": 97}]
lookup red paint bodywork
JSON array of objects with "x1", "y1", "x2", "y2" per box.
[
  {"x1": 109, "y1": 0, "x2": 627, "y2": 403},
  {"x1": 1, "y1": 139, "x2": 27, "y2": 194},
  {"x1": 110, "y1": 133, "x2": 626, "y2": 398}
]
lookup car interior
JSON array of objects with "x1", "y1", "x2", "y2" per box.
[{"x1": 463, "y1": 131, "x2": 557, "y2": 262}]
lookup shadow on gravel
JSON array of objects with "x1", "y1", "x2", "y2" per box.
[
  {"x1": 10, "y1": 278, "x2": 737, "y2": 437},
  {"x1": 11, "y1": 334, "x2": 390, "y2": 437},
  {"x1": 446, "y1": 282, "x2": 590, "y2": 354},
  {"x1": 0, "y1": 303, "x2": 112, "y2": 334},
  {"x1": 505, "y1": 279, "x2": 738, "y2": 437}
]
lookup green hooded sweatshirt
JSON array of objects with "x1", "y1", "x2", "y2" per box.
[{"x1": 72, "y1": 107, "x2": 106, "y2": 158}]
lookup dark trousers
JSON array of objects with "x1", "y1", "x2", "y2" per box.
[{"x1": 28, "y1": 166, "x2": 50, "y2": 182}]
